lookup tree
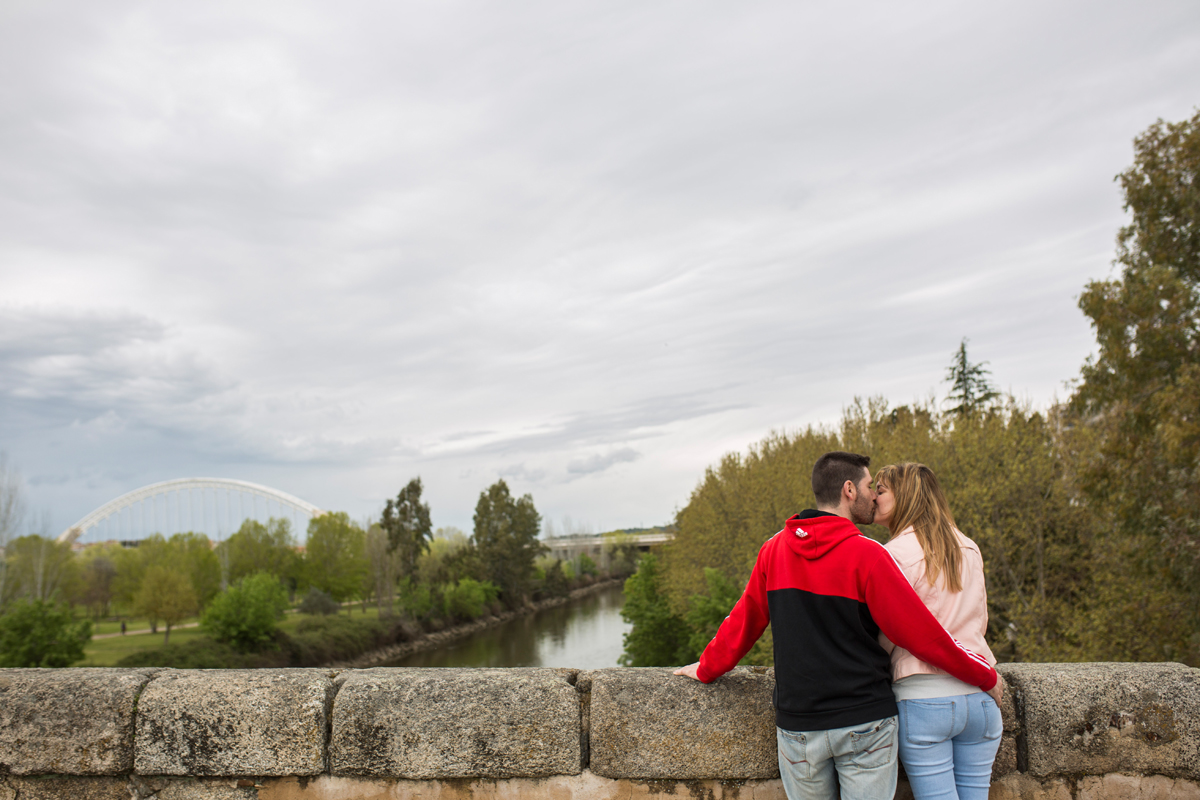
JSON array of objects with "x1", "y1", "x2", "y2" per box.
[
  {"x1": 304, "y1": 512, "x2": 367, "y2": 603},
  {"x1": 0, "y1": 454, "x2": 26, "y2": 607},
  {"x1": 945, "y1": 338, "x2": 999, "y2": 415},
  {"x1": 3, "y1": 535, "x2": 78, "y2": 604},
  {"x1": 77, "y1": 545, "x2": 120, "y2": 620},
  {"x1": 1067, "y1": 109, "x2": 1200, "y2": 663},
  {"x1": 0, "y1": 598, "x2": 92, "y2": 667},
  {"x1": 472, "y1": 480, "x2": 545, "y2": 607},
  {"x1": 217, "y1": 518, "x2": 299, "y2": 591},
  {"x1": 200, "y1": 572, "x2": 289, "y2": 652},
  {"x1": 380, "y1": 478, "x2": 433, "y2": 580},
  {"x1": 618, "y1": 553, "x2": 693, "y2": 667},
  {"x1": 364, "y1": 523, "x2": 402, "y2": 615},
  {"x1": 111, "y1": 533, "x2": 220, "y2": 631},
  {"x1": 135, "y1": 566, "x2": 198, "y2": 644}
]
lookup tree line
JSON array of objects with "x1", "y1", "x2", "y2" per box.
[
  {"x1": 621, "y1": 110, "x2": 1200, "y2": 669},
  {"x1": 0, "y1": 476, "x2": 639, "y2": 668}
]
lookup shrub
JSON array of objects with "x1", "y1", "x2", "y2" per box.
[
  {"x1": 298, "y1": 587, "x2": 340, "y2": 616},
  {"x1": 0, "y1": 599, "x2": 92, "y2": 668},
  {"x1": 443, "y1": 578, "x2": 499, "y2": 621},
  {"x1": 200, "y1": 572, "x2": 289, "y2": 652},
  {"x1": 116, "y1": 638, "x2": 269, "y2": 669},
  {"x1": 578, "y1": 553, "x2": 598, "y2": 577}
]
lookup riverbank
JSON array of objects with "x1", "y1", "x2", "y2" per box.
[{"x1": 326, "y1": 576, "x2": 627, "y2": 669}]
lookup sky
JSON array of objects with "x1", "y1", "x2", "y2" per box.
[{"x1": 1, "y1": 0, "x2": 1198, "y2": 542}]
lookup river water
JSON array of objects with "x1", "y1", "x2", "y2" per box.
[{"x1": 382, "y1": 583, "x2": 631, "y2": 668}]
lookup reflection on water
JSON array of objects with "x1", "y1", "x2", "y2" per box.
[{"x1": 384, "y1": 583, "x2": 631, "y2": 669}]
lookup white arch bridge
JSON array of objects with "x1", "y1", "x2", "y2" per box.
[{"x1": 57, "y1": 478, "x2": 324, "y2": 546}]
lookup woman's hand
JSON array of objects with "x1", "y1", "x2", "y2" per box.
[
  {"x1": 987, "y1": 674, "x2": 1005, "y2": 703},
  {"x1": 673, "y1": 662, "x2": 700, "y2": 680}
]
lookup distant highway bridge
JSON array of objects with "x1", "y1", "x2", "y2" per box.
[
  {"x1": 57, "y1": 478, "x2": 324, "y2": 546},
  {"x1": 543, "y1": 529, "x2": 674, "y2": 566}
]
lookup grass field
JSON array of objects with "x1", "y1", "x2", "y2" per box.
[{"x1": 79, "y1": 603, "x2": 389, "y2": 666}]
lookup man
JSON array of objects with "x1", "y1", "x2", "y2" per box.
[{"x1": 674, "y1": 451, "x2": 1002, "y2": 800}]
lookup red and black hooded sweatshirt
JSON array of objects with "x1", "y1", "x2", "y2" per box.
[{"x1": 695, "y1": 510, "x2": 998, "y2": 732}]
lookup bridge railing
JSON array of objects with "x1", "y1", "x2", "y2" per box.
[{"x1": 1, "y1": 662, "x2": 1197, "y2": 799}]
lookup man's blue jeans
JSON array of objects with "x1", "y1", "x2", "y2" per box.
[
  {"x1": 897, "y1": 693, "x2": 1002, "y2": 800},
  {"x1": 776, "y1": 715, "x2": 898, "y2": 800}
]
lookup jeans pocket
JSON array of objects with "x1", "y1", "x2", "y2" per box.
[
  {"x1": 980, "y1": 696, "x2": 1003, "y2": 741},
  {"x1": 901, "y1": 699, "x2": 958, "y2": 746},
  {"x1": 849, "y1": 715, "x2": 897, "y2": 769},
  {"x1": 777, "y1": 729, "x2": 810, "y2": 779}
]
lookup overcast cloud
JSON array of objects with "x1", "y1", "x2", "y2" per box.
[{"x1": 1, "y1": 0, "x2": 1198, "y2": 539}]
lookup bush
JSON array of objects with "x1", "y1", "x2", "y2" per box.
[
  {"x1": 298, "y1": 587, "x2": 340, "y2": 616},
  {"x1": 0, "y1": 599, "x2": 92, "y2": 667},
  {"x1": 116, "y1": 638, "x2": 268, "y2": 669},
  {"x1": 578, "y1": 553, "x2": 598, "y2": 577},
  {"x1": 442, "y1": 578, "x2": 499, "y2": 621},
  {"x1": 284, "y1": 615, "x2": 391, "y2": 665},
  {"x1": 200, "y1": 572, "x2": 289, "y2": 652}
]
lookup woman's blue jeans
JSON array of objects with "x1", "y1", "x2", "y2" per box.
[{"x1": 897, "y1": 693, "x2": 1002, "y2": 800}]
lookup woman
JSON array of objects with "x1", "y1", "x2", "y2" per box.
[{"x1": 874, "y1": 462, "x2": 1002, "y2": 800}]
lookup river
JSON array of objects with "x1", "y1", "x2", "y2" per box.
[{"x1": 382, "y1": 582, "x2": 631, "y2": 668}]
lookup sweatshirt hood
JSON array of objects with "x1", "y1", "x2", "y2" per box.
[{"x1": 783, "y1": 512, "x2": 863, "y2": 559}]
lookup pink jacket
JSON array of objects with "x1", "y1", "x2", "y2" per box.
[{"x1": 881, "y1": 526, "x2": 996, "y2": 681}]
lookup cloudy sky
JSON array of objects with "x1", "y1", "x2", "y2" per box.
[{"x1": 1, "y1": 0, "x2": 1197, "y2": 541}]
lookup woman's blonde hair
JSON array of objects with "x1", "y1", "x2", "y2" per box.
[{"x1": 874, "y1": 462, "x2": 963, "y2": 592}]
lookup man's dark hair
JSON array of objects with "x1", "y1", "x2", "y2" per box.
[{"x1": 812, "y1": 451, "x2": 872, "y2": 506}]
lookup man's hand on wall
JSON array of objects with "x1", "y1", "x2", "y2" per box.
[{"x1": 673, "y1": 663, "x2": 700, "y2": 680}]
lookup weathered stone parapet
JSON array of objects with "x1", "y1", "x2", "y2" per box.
[
  {"x1": 0, "y1": 667, "x2": 158, "y2": 775},
  {"x1": 330, "y1": 668, "x2": 582, "y2": 779},
  {"x1": 588, "y1": 666, "x2": 777, "y2": 780},
  {"x1": 1, "y1": 662, "x2": 1199, "y2": 799}
]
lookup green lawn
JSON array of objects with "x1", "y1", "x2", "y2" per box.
[
  {"x1": 82, "y1": 624, "x2": 209, "y2": 666},
  {"x1": 80, "y1": 603, "x2": 390, "y2": 666}
]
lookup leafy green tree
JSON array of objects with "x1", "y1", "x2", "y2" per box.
[
  {"x1": 619, "y1": 553, "x2": 694, "y2": 667},
  {"x1": 200, "y1": 572, "x2": 289, "y2": 652},
  {"x1": 945, "y1": 338, "x2": 999, "y2": 415},
  {"x1": 135, "y1": 566, "x2": 198, "y2": 644},
  {"x1": 3, "y1": 535, "x2": 78, "y2": 604},
  {"x1": 167, "y1": 532, "x2": 222, "y2": 609},
  {"x1": 472, "y1": 480, "x2": 545, "y2": 607},
  {"x1": 380, "y1": 478, "x2": 433, "y2": 580},
  {"x1": 217, "y1": 518, "x2": 300, "y2": 591},
  {"x1": 0, "y1": 599, "x2": 92, "y2": 667},
  {"x1": 76, "y1": 544, "x2": 120, "y2": 619},
  {"x1": 111, "y1": 533, "x2": 220, "y2": 631},
  {"x1": 1067, "y1": 109, "x2": 1200, "y2": 664},
  {"x1": 304, "y1": 512, "x2": 367, "y2": 603}
]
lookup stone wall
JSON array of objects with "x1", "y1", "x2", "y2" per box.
[{"x1": 1, "y1": 663, "x2": 1198, "y2": 799}]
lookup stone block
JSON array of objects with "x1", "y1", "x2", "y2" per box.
[
  {"x1": 1004, "y1": 662, "x2": 1200, "y2": 780},
  {"x1": 135, "y1": 670, "x2": 333, "y2": 776},
  {"x1": 0, "y1": 668, "x2": 157, "y2": 775},
  {"x1": 0, "y1": 776, "x2": 129, "y2": 800},
  {"x1": 588, "y1": 666, "x2": 777, "y2": 780},
  {"x1": 330, "y1": 668, "x2": 581, "y2": 779},
  {"x1": 989, "y1": 774, "x2": 1074, "y2": 800}
]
